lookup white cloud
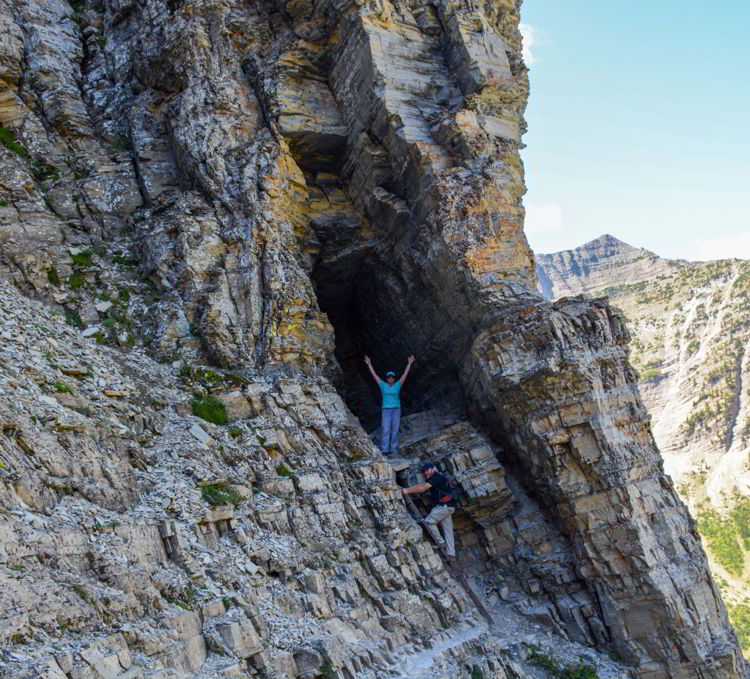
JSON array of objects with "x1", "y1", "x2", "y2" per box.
[
  {"x1": 688, "y1": 231, "x2": 750, "y2": 262},
  {"x1": 520, "y1": 23, "x2": 537, "y2": 65},
  {"x1": 525, "y1": 202, "x2": 565, "y2": 234}
]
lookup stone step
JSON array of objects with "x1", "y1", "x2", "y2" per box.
[
  {"x1": 384, "y1": 457, "x2": 418, "y2": 472},
  {"x1": 369, "y1": 408, "x2": 462, "y2": 449}
]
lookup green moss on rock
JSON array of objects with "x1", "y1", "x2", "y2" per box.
[{"x1": 191, "y1": 396, "x2": 229, "y2": 425}]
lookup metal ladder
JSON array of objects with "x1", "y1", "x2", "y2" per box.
[{"x1": 401, "y1": 491, "x2": 494, "y2": 625}]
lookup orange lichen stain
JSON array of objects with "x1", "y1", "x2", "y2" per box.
[
  {"x1": 278, "y1": 322, "x2": 306, "y2": 339},
  {"x1": 264, "y1": 149, "x2": 309, "y2": 241},
  {"x1": 466, "y1": 239, "x2": 531, "y2": 278}
]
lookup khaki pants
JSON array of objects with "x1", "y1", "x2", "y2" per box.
[{"x1": 423, "y1": 504, "x2": 455, "y2": 557}]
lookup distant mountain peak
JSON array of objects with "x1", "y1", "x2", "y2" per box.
[
  {"x1": 588, "y1": 233, "x2": 634, "y2": 248},
  {"x1": 538, "y1": 233, "x2": 643, "y2": 259},
  {"x1": 535, "y1": 234, "x2": 666, "y2": 300}
]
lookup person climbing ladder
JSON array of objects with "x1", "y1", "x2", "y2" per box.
[
  {"x1": 400, "y1": 463, "x2": 493, "y2": 623},
  {"x1": 363, "y1": 354, "x2": 415, "y2": 455},
  {"x1": 401, "y1": 461, "x2": 457, "y2": 562}
]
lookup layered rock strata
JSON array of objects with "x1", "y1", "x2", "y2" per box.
[
  {"x1": 537, "y1": 236, "x2": 750, "y2": 648},
  {"x1": 0, "y1": 1, "x2": 746, "y2": 678}
]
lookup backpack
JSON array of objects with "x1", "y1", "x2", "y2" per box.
[{"x1": 437, "y1": 473, "x2": 464, "y2": 506}]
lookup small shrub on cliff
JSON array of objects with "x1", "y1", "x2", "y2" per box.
[
  {"x1": 70, "y1": 250, "x2": 93, "y2": 267},
  {"x1": 31, "y1": 159, "x2": 59, "y2": 182},
  {"x1": 163, "y1": 585, "x2": 196, "y2": 610},
  {"x1": 191, "y1": 396, "x2": 228, "y2": 425},
  {"x1": 276, "y1": 463, "x2": 301, "y2": 495},
  {"x1": 200, "y1": 482, "x2": 242, "y2": 507},
  {"x1": 68, "y1": 271, "x2": 86, "y2": 289},
  {"x1": 318, "y1": 662, "x2": 337, "y2": 679},
  {"x1": 0, "y1": 126, "x2": 29, "y2": 158},
  {"x1": 47, "y1": 268, "x2": 61, "y2": 287},
  {"x1": 524, "y1": 644, "x2": 598, "y2": 679},
  {"x1": 53, "y1": 382, "x2": 72, "y2": 393},
  {"x1": 639, "y1": 368, "x2": 662, "y2": 382},
  {"x1": 275, "y1": 463, "x2": 293, "y2": 477},
  {"x1": 71, "y1": 584, "x2": 94, "y2": 604},
  {"x1": 64, "y1": 309, "x2": 84, "y2": 329}
]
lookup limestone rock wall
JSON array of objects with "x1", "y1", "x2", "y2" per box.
[{"x1": 0, "y1": 0, "x2": 746, "y2": 678}]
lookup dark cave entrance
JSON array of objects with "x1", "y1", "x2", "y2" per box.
[
  {"x1": 287, "y1": 122, "x2": 469, "y2": 439},
  {"x1": 312, "y1": 245, "x2": 469, "y2": 437}
]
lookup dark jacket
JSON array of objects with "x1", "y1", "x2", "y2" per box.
[{"x1": 428, "y1": 473, "x2": 457, "y2": 508}]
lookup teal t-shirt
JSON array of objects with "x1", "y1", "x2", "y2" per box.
[{"x1": 380, "y1": 380, "x2": 402, "y2": 409}]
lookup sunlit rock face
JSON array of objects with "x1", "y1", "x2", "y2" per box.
[{"x1": 0, "y1": 0, "x2": 746, "y2": 678}]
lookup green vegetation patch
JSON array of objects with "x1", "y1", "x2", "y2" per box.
[
  {"x1": 640, "y1": 368, "x2": 662, "y2": 382},
  {"x1": 53, "y1": 382, "x2": 72, "y2": 393},
  {"x1": 68, "y1": 271, "x2": 86, "y2": 289},
  {"x1": 110, "y1": 135, "x2": 130, "y2": 151},
  {"x1": 180, "y1": 364, "x2": 249, "y2": 391},
  {"x1": 525, "y1": 644, "x2": 598, "y2": 679},
  {"x1": 276, "y1": 463, "x2": 302, "y2": 495},
  {"x1": 191, "y1": 396, "x2": 229, "y2": 425},
  {"x1": 71, "y1": 584, "x2": 94, "y2": 604},
  {"x1": 44, "y1": 480, "x2": 75, "y2": 495},
  {"x1": 275, "y1": 463, "x2": 293, "y2": 477},
  {"x1": 47, "y1": 268, "x2": 61, "y2": 287},
  {"x1": 163, "y1": 585, "x2": 197, "y2": 610},
  {"x1": 696, "y1": 494, "x2": 750, "y2": 577},
  {"x1": 31, "y1": 159, "x2": 59, "y2": 182},
  {"x1": 64, "y1": 309, "x2": 84, "y2": 329},
  {"x1": 0, "y1": 126, "x2": 29, "y2": 158},
  {"x1": 70, "y1": 250, "x2": 93, "y2": 267},
  {"x1": 200, "y1": 482, "x2": 242, "y2": 507},
  {"x1": 729, "y1": 604, "x2": 750, "y2": 651},
  {"x1": 319, "y1": 662, "x2": 337, "y2": 679}
]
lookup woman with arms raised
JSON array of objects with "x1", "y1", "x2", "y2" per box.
[{"x1": 364, "y1": 354, "x2": 415, "y2": 455}]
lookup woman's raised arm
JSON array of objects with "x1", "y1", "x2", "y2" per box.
[
  {"x1": 364, "y1": 355, "x2": 382, "y2": 385},
  {"x1": 399, "y1": 355, "x2": 415, "y2": 385}
]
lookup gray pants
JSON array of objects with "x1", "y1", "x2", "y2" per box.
[
  {"x1": 423, "y1": 504, "x2": 455, "y2": 557},
  {"x1": 381, "y1": 407, "x2": 401, "y2": 453}
]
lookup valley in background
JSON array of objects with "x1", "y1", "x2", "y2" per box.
[{"x1": 537, "y1": 234, "x2": 750, "y2": 649}]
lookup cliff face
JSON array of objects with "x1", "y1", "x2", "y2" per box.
[
  {"x1": 0, "y1": 1, "x2": 745, "y2": 678},
  {"x1": 538, "y1": 236, "x2": 750, "y2": 653}
]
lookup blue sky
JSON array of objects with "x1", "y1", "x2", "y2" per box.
[{"x1": 520, "y1": 1, "x2": 750, "y2": 260}]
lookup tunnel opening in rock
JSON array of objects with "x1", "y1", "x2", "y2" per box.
[
  {"x1": 313, "y1": 246, "x2": 466, "y2": 432},
  {"x1": 312, "y1": 246, "x2": 469, "y2": 436},
  {"x1": 280, "y1": 72, "x2": 473, "y2": 440}
]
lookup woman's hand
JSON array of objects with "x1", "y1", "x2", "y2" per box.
[
  {"x1": 407, "y1": 355, "x2": 415, "y2": 365},
  {"x1": 364, "y1": 355, "x2": 372, "y2": 366}
]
